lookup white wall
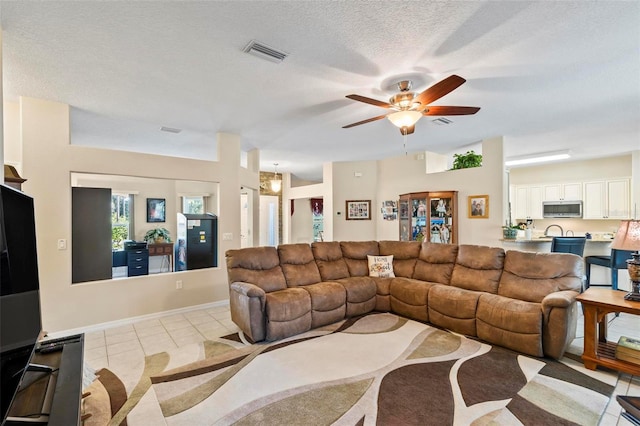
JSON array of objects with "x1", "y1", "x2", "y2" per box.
[
  {"x1": 291, "y1": 198, "x2": 314, "y2": 243},
  {"x1": 331, "y1": 160, "x2": 378, "y2": 241},
  {"x1": 17, "y1": 97, "x2": 257, "y2": 332}
]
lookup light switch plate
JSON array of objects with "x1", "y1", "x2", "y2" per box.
[{"x1": 57, "y1": 239, "x2": 67, "y2": 250}]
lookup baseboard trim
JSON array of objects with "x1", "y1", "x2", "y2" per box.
[{"x1": 44, "y1": 299, "x2": 230, "y2": 339}]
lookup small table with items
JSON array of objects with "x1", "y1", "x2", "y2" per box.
[
  {"x1": 148, "y1": 242, "x2": 174, "y2": 272},
  {"x1": 576, "y1": 288, "x2": 640, "y2": 375}
]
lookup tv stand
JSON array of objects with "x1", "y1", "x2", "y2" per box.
[{"x1": 5, "y1": 335, "x2": 84, "y2": 426}]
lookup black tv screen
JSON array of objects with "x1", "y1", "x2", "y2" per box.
[{"x1": 0, "y1": 184, "x2": 42, "y2": 422}]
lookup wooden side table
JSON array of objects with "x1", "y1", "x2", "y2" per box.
[
  {"x1": 148, "y1": 243, "x2": 174, "y2": 272},
  {"x1": 576, "y1": 288, "x2": 640, "y2": 375}
]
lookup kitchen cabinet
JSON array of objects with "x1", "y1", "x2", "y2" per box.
[
  {"x1": 583, "y1": 179, "x2": 630, "y2": 219},
  {"x1": 513, "y1": 185, "x2": 543, "y2": 220},
  {"x1": 399, "y1": 191, "x2": 458, "y2": 244},
  {"x1": 543, "y1": 182, "x2": 582, "y2": 201}
]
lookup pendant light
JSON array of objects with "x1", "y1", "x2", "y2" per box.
[{"x1": 270, "y1": 163, "x2": 282, "y2": 192}]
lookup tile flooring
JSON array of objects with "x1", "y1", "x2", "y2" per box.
[{"x1": 83, "y1": 302, "x2": 640, "y2": 425}]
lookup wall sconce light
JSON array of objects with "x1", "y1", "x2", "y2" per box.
[{"x1": 270, "y1": 163, "x2": 282, "y2": 192}]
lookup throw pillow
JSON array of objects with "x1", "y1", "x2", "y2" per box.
[{"x1": 368, "y1": 255, "x2": 395, "y2": 278}]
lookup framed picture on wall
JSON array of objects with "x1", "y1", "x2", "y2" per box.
[
  {"x1": 346, "y1": 200, "x2": 371, "y2": 220},
  {"x1": 147, "y1": 198, "x2": 166, "y2": 222},
  {"x1": 468, "y1": 194, "x2": 489, "y2": 219}
]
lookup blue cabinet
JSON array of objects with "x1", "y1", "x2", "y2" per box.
[{"x1": 127, "y1": 248, "x2": 149, "y2": 276}]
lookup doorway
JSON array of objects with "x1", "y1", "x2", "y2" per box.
[
  {"x1": 260, "y1": 195, "x2": 279, "y2": 246},
  {"x1": 240, "y1": 189, "x2": 255, "y2": 248}
]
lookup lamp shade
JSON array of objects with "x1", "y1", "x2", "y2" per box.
[
  {"x1": 611, "y1": 220, "x2": 640, "y2": 251},
  {"x1": 387, "y1": 110, "x2": 422, "y2": 128}
]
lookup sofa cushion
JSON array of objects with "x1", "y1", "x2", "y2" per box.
[
  {"x1": 278, "y1": 243, "x2": 322, "y2": 287},
  {"x1": 389, "y1": 278, "x2": 436, "y2": 322},
  {"x1": 450, "y1": 245, "x2": 505, "y2": 293},
  {"x1": 428, "y1": 285, "x2": 480, "y2": 336},
  {"x1": 303, "y1": 282, "x2": 347, "y2": 328},
  {"x1": 368, "y1": 255, "x2": 395, "y2": 278},
  {"x1": 336, "y1": 277, "x2": 377, "y2": 316},
  {"x1": 378, "y1": 241, "x2": 421, "y2": 278},
  {"x1": 312, "y1": 242, "x2": 350, "y2": 281},
  {"x1": 413, "y1": 242, "x2": 458, "y2": 284},
  {"x1": 226, "y1": 247, "x2": 287, "y2": 293},
  {"x1": 340, "y1": 241, "x2": 380, "y2": 277},
  {"x1": 265, "y1": 288, "x2": 312, "y2": 341},
  {"x1": 498, "y1": 251, "x2": 583, "y2": 303},
  {"x1": 476, "y1": 293, "x2": 543, "y2": 357}
]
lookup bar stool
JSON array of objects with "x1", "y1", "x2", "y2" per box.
[
  {"x1": 550, "y1": 237, "x2": 586, "y2": 256},
  {"x1": 585, "y1": 249, "x2": 634, "y2": 290}
]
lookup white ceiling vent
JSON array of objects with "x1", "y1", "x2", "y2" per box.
[
  {"x1": 432, "y1": 117, "x2": 453, "y2": 125},
  {"x1": 160, "y1": 126, "x2": 182, "y2": 134},
  {"x1": 243, "y1": 40, "x2": 288, "y2": 63}
]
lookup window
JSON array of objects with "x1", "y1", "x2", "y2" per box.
[
  {"x1": 112, "y1": 193, "x2": 133, "y2": 249},
  {"x1": 182, "y1": 196, "x2": 205, "y2": 214}
]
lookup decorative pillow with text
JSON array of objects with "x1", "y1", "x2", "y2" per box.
[{"x1": 367, "y1": 255, "x2": 395, "y2": 278}]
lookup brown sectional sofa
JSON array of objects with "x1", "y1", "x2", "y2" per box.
[{"x1": 225, "y1": 241, "x2": 583, "y2": 359}]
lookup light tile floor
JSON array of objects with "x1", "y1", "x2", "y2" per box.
[{"x1": 83, "y1": 302, "x2": 640, "y2": 425}]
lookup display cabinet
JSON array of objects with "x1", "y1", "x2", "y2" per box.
[{"x1": 399, "y1": 191, "x2": 458, "y2": 244}]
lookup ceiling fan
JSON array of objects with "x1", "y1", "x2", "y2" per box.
[{"x1": 343, "y1": 75, "x2": 480, "y2": 135}]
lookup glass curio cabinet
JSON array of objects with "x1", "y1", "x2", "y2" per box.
[{"x1": 399, "y1": 191, "x2": 458, "y2": 244}]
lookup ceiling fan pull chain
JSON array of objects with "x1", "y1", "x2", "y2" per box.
[{"x1": 403, "y1": 133, "x2": 408, "y2": 155}]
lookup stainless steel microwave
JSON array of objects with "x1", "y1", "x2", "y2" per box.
[{"x1": 542, "y1": 200, "x2": 583, "y2": 218}]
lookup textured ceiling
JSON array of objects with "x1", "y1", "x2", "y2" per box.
[{"x1": 1, "y1": 1, "x2": 639, "y2": 181}]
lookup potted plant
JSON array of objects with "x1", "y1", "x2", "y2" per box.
[
  {"x1": 143, "y1": 227, "x2": 171, "y2": 244},
  {"x1": 451, "y1": 150, "x2": 482, "y2": 170},
  {"x1": 502, "y1": 222, "x2": 526, "y2": 239}
]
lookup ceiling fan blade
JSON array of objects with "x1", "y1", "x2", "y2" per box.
[
  {"x1": 399, "y1": 125, "x2": 415, "y2": 135},
  {"x1": 415, "y1": 75, "x2": 466, "y2": 106},
  {"x1": 346, "y1": 94, "x2": 392, "y2": 109},
  {"x1": 423, "y1": 106, "x2": 480, "y2": 116},
  {"x1": 342, "y1": 114, "x2": 388, "y2": 128}
]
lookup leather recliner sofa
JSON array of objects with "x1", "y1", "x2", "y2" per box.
[{"x1": 225, "y1": 241, "x2": 583, "y2": 359}]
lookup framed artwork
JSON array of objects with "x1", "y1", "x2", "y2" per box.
[
  {"x1": 346, "y1": 200, "x2": 371, "y2": 220},
  {"x1": 147, "y1": 198, "x2": 166, "y2": 222},
  {"x1": 468, "y1": 195, "x2": 489, "y2": 219},
  {"x1": 381, "y1": 200, "x2": 398, "y2": 221}
]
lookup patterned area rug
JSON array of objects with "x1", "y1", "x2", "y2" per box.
[{"x1": 83, "y1": 313, "x2": 614, "y2": 425}]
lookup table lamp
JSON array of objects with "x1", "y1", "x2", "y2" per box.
[{"x1": 611, "y1": 220, "x2": 640, "y2": 301}]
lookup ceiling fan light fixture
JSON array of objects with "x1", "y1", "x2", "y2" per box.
[{"x1": 388, "y1": 110, "x2": 422, "y2": 128}]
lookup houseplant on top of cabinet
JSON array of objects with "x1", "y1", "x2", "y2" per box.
[{"x1": 143, "y1": 227, "x2": 171, "y2": 244}]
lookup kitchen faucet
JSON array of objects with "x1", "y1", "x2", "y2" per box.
[
  {"x1": 565, "y1": 230, "x2": 575, "y2": 236},
  {"x1": 544, "y1": 224, "x2": 564, "y2": 237}
]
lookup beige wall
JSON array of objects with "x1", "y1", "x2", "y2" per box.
[
  {"x1": 509, "y1": 155, "x2": 632, "y2": 185},
  {"x1": 290, "y1": 198, "x2": 314, "y2": 243},
  {"x1": 375, "y1": 137, "x2": 506, "y2": 246},
  {"x1": 17, "y1": 97, "x2": 256, "y2": 333}
]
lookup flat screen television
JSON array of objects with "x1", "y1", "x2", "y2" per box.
[{"x1": 0, "y1": 184, "x2": 43, "y2": 423}]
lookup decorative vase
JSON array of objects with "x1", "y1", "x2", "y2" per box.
[{"x1": 503, "y1": 228, "x2": 518, "y2": 239}]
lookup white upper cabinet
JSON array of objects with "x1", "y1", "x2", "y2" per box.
[
  {"x1": 543, "y1": 182, "x2": 582, "y2": 201},
  {"x1": 583, "y1": 179, "x2": 630, "y2": 219},
  {"x1": 513, "y1": 185, "x2": 543, "y2": 221}
]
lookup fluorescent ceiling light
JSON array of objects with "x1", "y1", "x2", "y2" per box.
[{"x1": 505, "y1": 150, "x2": 571, "y2": 166}]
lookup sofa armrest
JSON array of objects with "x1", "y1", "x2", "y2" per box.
[
  {"x1": 541, "y1": 290, "x2": 579, "y2": 359},
  {"x1": 231, "y1": 281, "x2": 266, "y2": 301},
  {"x1": 229, "y1": 282, "x2": 267, "y2": 342},
  {"x1": 541, "y1": 290, "x2": 579, "y2": 310}
]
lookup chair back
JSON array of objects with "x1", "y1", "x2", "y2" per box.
[
  {"x1": 550, "y1": 237, "x2": 587, "y2": 256},
  {"x1": 611, "y1": 249, "x2": 634, "y2": 269}
]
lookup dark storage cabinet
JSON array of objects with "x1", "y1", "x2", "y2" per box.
[{"x1": 127, "y1": 248, "x2": 149, "y2": 276}]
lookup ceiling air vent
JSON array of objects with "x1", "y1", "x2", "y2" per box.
[
  {"x1": 160, "y1": 126, "x2": 182, "y2": 134},
  {"x1": 243, "y1": 40, "x2": 288, "y2": 64},
  {"x1": 432, "y1": 118, "x2": 453, "y2": 125}
]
